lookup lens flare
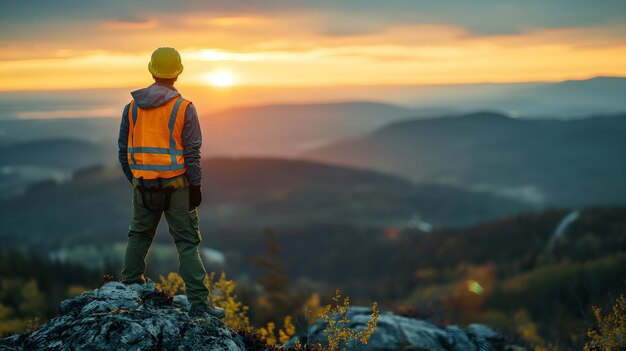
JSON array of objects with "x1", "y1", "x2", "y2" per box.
[{"x1": 466, "y1": 279, "x2": 484, "y2": 295}]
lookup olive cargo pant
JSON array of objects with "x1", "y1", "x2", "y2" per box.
[{"x1": 121, "y1": 186, "x2": 210, "y2": 307}]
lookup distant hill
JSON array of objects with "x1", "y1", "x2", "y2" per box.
[
  {"x1": 0, "y1": 118, "x2": 119, "y2": 147},
  {"x1": 215, "y1": 76, "x2": 624, "y2": 118},
  {"x1": 0, "y1": 102, "x2": 446, "y2": 159},
  {"x1": 201, "y1": 157, "x2": 527, "y2": 229},
  {"x1": 480, "y1": 76, "x2": 626, "y2": 117},
  {"x1": 2, "y1": 77, "x2": 625, "y2": 158},
  {"x1": 0, "y1": 157, "x2": 528, "y2": 252},
  {"x1": 1, "y1": 76, "x2": 624, "y2": 121},
  {"x1": 260, "y1": 205, "x2": 626, "y2": 286},
  {"x1": 200, "y1": 101, "x2": 446, "y2": 156},
  {"x1": 0, "y1": 138, "x2": 106, "y2": 169},
  {"x1": 304, "y1": 112, "x2": 626, "y2": 207},
  {"x1": 0, "y1": 139, "x2": 109, "y2": 197},
  {"x1": 373, "y1": 76, "x2": 626, "y2": 117}
]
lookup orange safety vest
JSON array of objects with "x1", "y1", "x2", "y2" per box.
[{"x1": 127, "y1": 97, "x2": 190, "y2": 180}]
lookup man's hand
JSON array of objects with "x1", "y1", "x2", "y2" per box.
[{"x1": 189, "y1": 185, "x2": 202, "y2": 210}]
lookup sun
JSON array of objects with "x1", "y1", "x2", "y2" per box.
[{"x1": 205, "y1": 71, "x2": 235, "y2": 87}]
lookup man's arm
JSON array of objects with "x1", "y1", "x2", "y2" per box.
[
  {"x1": 182, "y1": 103, "x2": 202, "y2": 186},
  {"x1": 118, "y1": 103, "x2": 133, "y2": 183}
]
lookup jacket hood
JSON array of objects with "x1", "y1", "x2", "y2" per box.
[{"x1": 131, "y1": 83, "x2": 181, "y2": 109}]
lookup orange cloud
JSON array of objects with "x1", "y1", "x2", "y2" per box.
[{"x1": 1, "y1": 14, "x2": 626, "y2": 91}]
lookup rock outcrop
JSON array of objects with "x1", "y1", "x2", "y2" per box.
[
  {"x1": 0, "y1": 281, "x2": 244, "y2": 351},
  {"x1": 287, "y1": 306, "x2": 521, "y2": 351},
  {"x1": 1, "y1": 282, "x2": 524, "y2": 351}
]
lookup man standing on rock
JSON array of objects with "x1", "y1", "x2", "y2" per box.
[{"x1": 117, "y1": 47, "x2": 224, "y2": 319}]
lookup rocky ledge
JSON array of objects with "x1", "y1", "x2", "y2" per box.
[
  {"x1": 0, "y1": 281, "x2": 525, "y2": 351},
  {"x1": 0, "y1": 281, "x2": 244, "y2": 351},
  {"x1": 289, "y1": 306, "x2": 525, "y2": 351}
]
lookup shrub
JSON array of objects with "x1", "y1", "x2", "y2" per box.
[
  {"x1": 0, "y1": 279, "x2": 46, "y2": 337},
  {"x1": 156, "y1": 271, "x2": 251, "y2": 330},
  {"x1": 205, "y1": 272, "x2": 250, "y2": 330},
  {"x1": 156, "y1": 272, "x2": 185, "y2": 296},
  {"x1": 259, "y1": 315, "x2": 296, "y2": 345},
  {"x1": 319, "y1": 290, "x2": 379, "y2": 351},
  {"x1": 238, "y1": 328, "x2": 324, "y2": 351},
  {"x1": 303, "y1": 293, "x2": 324, "y2": 325},
  {"x1": 156, "y1": 272, "x2": 380, "y2": 351},
  {"x1": 237, "y1": 328, "x2": 281, "y2": 351},
  {"x1": 584, "y1": 294, "x2": 626, "y2": 351}
]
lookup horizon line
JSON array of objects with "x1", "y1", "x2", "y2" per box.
[{"x1": 0, "y1": 74, "x2": 624, "y2": 93}]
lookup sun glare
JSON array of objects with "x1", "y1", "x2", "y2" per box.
[{"x1": 206, "y1": 71, "x2": 235, "y2": 87}]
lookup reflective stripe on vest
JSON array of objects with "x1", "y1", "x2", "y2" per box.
[{"x1": 127, "y1": 97, "x2": 189, "y2": 179}]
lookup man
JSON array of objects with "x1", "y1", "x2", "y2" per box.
[{"x1": 117, "y1": 47, "x2": 224, "y2": 319}]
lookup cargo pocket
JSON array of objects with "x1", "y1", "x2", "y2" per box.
[{"x1": 188, "y1": 208, "x2": 202, "y2": 243}]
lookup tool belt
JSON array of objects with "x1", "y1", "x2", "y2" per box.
[{"x1": 134, "y1": 176, "x2": 188, "y2": 212}]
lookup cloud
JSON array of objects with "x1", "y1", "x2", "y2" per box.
[
  {"x1": 1, "y1": 0, "x2": 625, "y2": 90},
  {"x1": 102, "y1": 17, "x2": 157, "y2": 30},
  {"x1": 2, "y1": 0, "x2": 626, "y2": 38},
  {"x1": 187, "y1": 15, "x2": 268, "y2": 27}
]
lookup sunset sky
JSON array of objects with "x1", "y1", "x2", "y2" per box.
[{"x1": 1, "y1": 0, "x2": 625, "y2": 91}]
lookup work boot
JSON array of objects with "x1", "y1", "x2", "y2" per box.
[{"x1": 189, "y1": 304, "x2": 226, "y2": 319}]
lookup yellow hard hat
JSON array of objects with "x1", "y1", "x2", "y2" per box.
[{"x1": 148, "y1": 47, "x2": 184, "y2": 78}]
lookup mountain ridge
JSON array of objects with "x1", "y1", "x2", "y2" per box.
[
  {"x1": 304, "y1": 112, "x2": 626, "y2": 207},
  {"x1": 0, "y1": 156, "x2": 530, "y2": 253}
]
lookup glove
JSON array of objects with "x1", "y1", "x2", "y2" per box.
[{"x1": 189, "y1": 185, "x2": 202, "y2": 210}]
